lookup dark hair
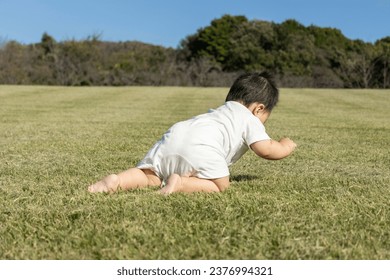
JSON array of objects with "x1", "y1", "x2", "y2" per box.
[{"x1": 225, "y1": 72, "x2": 279, "y2": 111}]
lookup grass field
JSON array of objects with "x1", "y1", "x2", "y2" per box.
[{"x1": 0, "y1": 85, "x2": 389, "y2": 260}]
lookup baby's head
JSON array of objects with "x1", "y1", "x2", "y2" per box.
[
  {"x1": 225, "y1": 72, "x2": 279, "y2": 123},
  {"x1": 226, "y1": 72, "x2": 279, "y2": 110}
]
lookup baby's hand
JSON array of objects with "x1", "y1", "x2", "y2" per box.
[
  {"x1": 279, "y1": 137, "x2": 297, "y2": 153},
  {"x1": 251, "y1": 137, "x2": 297, "y2": 160}
]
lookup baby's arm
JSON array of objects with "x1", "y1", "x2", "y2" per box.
[{"x1": 250, "y1": 137, "x2": 297, "y2": 160}]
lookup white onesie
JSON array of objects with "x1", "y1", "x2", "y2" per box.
[{"x1": 137, "y1": 101, "x2": 270, "y2": 182}]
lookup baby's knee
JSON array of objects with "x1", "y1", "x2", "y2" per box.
[{"x1": 213, "y1": 178, "x2": 230, "y2": 192}]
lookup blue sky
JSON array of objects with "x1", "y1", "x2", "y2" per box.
[{"x1": 0, "y1": 0, "x2": 389, "y2": 47}]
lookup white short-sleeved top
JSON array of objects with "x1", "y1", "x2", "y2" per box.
[{"x1": 137, "y1": 101, "x2": 270, "y2": 181}]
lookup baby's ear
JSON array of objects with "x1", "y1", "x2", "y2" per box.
[
  {"x1": 248, "y1": 102, "x2": 266, "y2": 115},
  {"x1": 257, "y1": 104, "x2": 266, "y2": 112},
  {"x1": 253, "y1": 103, "x2": 266, "y2": 115}
]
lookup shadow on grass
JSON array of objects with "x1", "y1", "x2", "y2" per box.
[{"x1": 230, "y1": 174, "x2": 259, "y2": 182}]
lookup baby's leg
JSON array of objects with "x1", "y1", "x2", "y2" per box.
[
  {"x1": 88, "y1": 168, "x2": 161, "y2": 193},
  {"x1": 159, "y1": 174, "x2": 229, "y2": 195}
]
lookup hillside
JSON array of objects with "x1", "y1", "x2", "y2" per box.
[{"x1": 0, "y1": 15, "x2": 389, "y2": 88}]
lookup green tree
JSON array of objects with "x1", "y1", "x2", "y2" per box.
[
  {"x1": 375, "y1": 37, "x2": 390, "y2": 88},
  {"x1": 338, "y1": 40, "x2": 378, "y2": 88},
  {"x1": 274, "y1": 19, "x2": 316, "y2": 76},
  {"x1": 180, "y1": 15, "x2": 248, "y2": 67},
  {"x1": 40, "y1": 32, "x2": 56, "y2": 55},
  {"x1": 226, "y1": 20, "x2": 276, "y2": 71},
  {"x1": 0, "y1": 41, "x2": 28, "y2": 84}
]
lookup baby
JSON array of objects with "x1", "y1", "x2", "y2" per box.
[{"x1": 88, "y1": 72, "x2": 297, "y2": 195}]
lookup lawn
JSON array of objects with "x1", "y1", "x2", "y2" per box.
[{"x1": 0, "y1": 86, "x2": 389, "y2": 259}]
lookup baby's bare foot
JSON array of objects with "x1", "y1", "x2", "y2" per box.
[
  {"x1": 88, "y1": 174, "x2": 120, "y2": 193},
  {"x1": 159, "y1": 174, "x2": 182, "y2": 195}
]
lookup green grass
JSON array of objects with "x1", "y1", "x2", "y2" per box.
[{"x1": 1, "y1": 86, "x2": 389, "y2": 259}]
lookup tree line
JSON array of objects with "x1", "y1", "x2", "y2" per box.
[{"x1": 1, "y1": 15, "x2": 389, "y2": 88}]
